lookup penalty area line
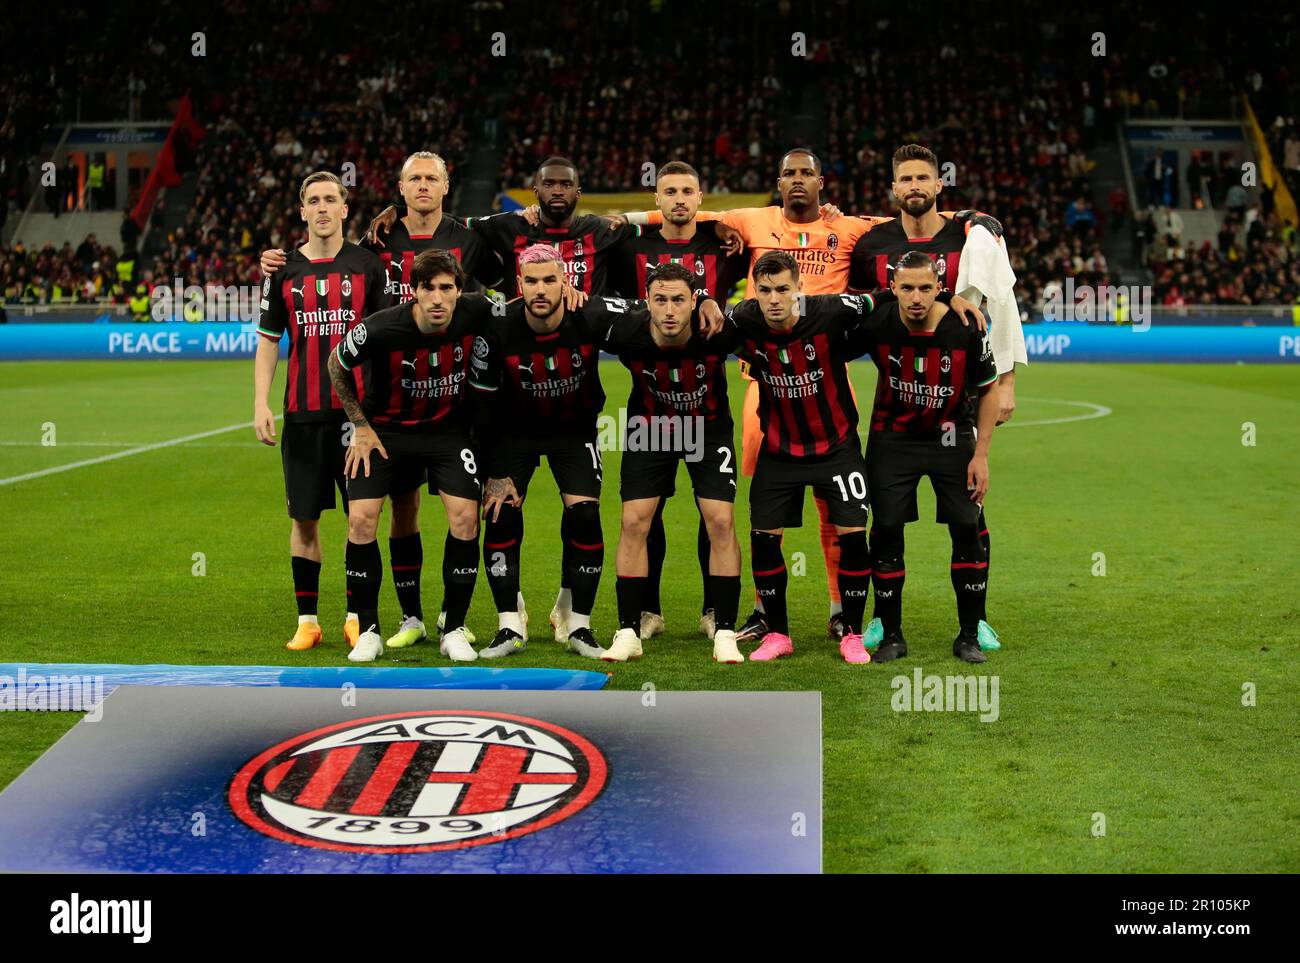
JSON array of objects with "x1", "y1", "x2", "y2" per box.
[{"x1": 0, "y1": 417, "x2": 283, "y2": 487}]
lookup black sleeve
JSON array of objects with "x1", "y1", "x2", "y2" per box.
[
  {"x1": 970, "y1": 325, "x2": 998, "y2": 388},
  {"x1": 607, "y1": 238, "x2": 639, "y2": 298},
  {"x1": 256, "y1": 272, "x2": 288, "y2": 340},
  {"x1": 848, "y1": 235, "x2": 876, "y2": 293},
  {"x1": 466, "y1": 212, "x2": 523, "y2": 260},
  {"x1": 461, "y1": 227, "x2": 505, "y2": 289},
  {"x1": 365, "y1": 254, "x2": 392, "y2": 314},
  {"x1": 335, "y1": 313, "x2": 379, "y2": 374},
  {"x1": 468, "y1": 319, "x2": 507, "y2": 476},
  {"x1": 713, "y1": 251, "x2": 748, "y2": 309},
  {"x1": 843, "y1": 298, "x2": 893, "y2": 360}
]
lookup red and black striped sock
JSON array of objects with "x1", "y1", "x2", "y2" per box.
[
  {"x1": 441, "y1": 533, "x2": 478, "y2": 632},
  {"x1": 950, "y1": 524, "x2": 988, "y2": 635},
  {"x1": 483, "y1": 505, "x2": 523, "y2": 614},
  {"x1": 835, "y1": 530, "x2": 871, "y2": 635},
  {"x1": 750, "y1": 531, "x2": 788, "y2": 635},
  {"x1": 870, "y1": 526, "x2": 906, "y2": 637},
  {"x1": 562, "y1": 501, "x2": 604, "y2": 617},
  {"x1": 291, "y1": 556, "x2": 320, "y2": 617},
  {"x1": 389, "y1": 533, "x2": 423, "y2": 621}
]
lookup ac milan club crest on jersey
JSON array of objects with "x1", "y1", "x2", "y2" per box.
[
  {"x1": 228, "y1": 710, "x2": 608, "y2": 853},
  {"x1": 940, "y1": 353, "x2": 952, "y2": 372},
  {"x1": 341, "y1": 277, "x2": 352, "y2": 298},
  {"x1": 454, "y1": 344, "x2": 464, "y2": 363},
  {"x1": 827, "y1": 233, "x2": 838, "y2": 251}
]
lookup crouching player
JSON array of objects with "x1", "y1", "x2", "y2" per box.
[
  {"x1": 848, "y1": 252, "x2": 1000, "y2": 663},
  {"x1": 594, "y1": 263, "x2": 743, "y2": 663},
  {"x1": 328, "y1": 250, "x2": 494, "y2": 662}
]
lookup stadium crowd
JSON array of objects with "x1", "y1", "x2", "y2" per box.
[{"x1": 3, "y1": 0, "x2": 1298, "y2": 312}]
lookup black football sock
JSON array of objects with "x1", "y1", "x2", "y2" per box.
[
  {"x1": 291, "y1": 556, "x2": 321, "y2": 617},
  {"x1": 562, "y1": 501, "x2": 604, "y2": 616},
  {"x1": 483, "y1": 504, "x2": 523, "y2": 614},
  {"x1": 835, "y1": 530, "x2": 871, "y2": 636},
  {"x1": 346, "y1": 539, "x2": 383, "y2": 635},
  {"x1": 870, "y1": 525, "x2": 906, "y2": 637},
  {"x1": 697, "y1": 514, "x2": 713, "y2": 613},
  {"x1": 977, "y1": 508, "x2": 991, "y2": 622},
  {"x1": 710, "y1": 575, "x2": 741, "y2": 631},
  {"x1": 441, "y1": 532, "x2": 479, "y2": 632},
  {"x1": 615, "y1": 576, "x2": 646, "y2": 631},
  {"x1": 750, "y1": 531, "x2": 789, "y2": 635},
  {"x1": 949, "y1": 523, "x2": 988, "y2": 635},
  {"x1": 388, "y1": 533, "x2": 423, "y2": 621},
  {"x1": 645, "y1": 502, "x2": 666, "y2": 614}
]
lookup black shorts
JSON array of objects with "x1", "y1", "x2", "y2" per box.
[
  {"x1": 866, "y1": 429, "x2": 981, "y2": 528},
  {"x1": 498, "y1": 430, "x2": 602, "y2": 500},
  {"x1": 748, "y1": 440, "x2": 869, "y2": 531},
  {"x1": 281, "y1": 418, "x2": 349, "y2": 520},
  {"x1": 346, "y1": 430, "x2": 481, "y2": 503},
  {"x1": 620, "y1": 418, "x2": 737, "y2": 503}
]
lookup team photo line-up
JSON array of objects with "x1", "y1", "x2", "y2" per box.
[{"x1": 253, "y1": 142, "x2": 1028, "y2": 666}]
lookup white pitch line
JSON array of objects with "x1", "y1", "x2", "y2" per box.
[
  {"x1": 0, "y1": 418, "x2": 279, "y2": 487},
  {"x1": 998, "y1": 398, "x2": 1113, "y2": 428},
  {"x1": 0, "y1": 440, "x2": 263, "y2": 449}
]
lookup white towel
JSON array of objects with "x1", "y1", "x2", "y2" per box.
[{"x1": 954, "y1": 224, "x2": 1027, "y2": 375}]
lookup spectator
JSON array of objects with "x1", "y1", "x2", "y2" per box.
[{"x1": 1065, "y1": 196, "x2": 1097, "y2": 236}]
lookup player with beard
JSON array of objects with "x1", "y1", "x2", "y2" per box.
[
  {"x1": 253, "y1": 171, "x2": 389, "y2": 652},
  {"x1": 848, "y1": 144, "x2": 1018, "y2": 654},
  {"x1": 328, "y1": 250, "x2": 494, "y2": 662},
  {"x1": 468, "y1": 245, "x2": 612, "y2": 660},
  {"x1": 845, "y1": 252, "x2": 1001, "y2": 664},
  {"x1": 596, "y1": 262, "x2": 744, "y2": 664},
  {"x1": 260, "y1": 152, "x2": 505, "y2": 652},
  {"x1": 606, "y1": 161, "x2": 748, "y2": 645}
]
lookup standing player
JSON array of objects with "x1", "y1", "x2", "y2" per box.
[
  {"x1": 607, "y1": 161, "x2": 748, "y2": 643},
  {"x1": 596, "y1": 263, "x2": 744, "y2": 664},
  {"x1": 722, "y1": 252, "x2": 879, "y2": 663},
  {"x1": 621, "y1": 148, "x2": 888, "y2": 643},
  {"x1": 253, "y1": 171, "x2": 389, "y2": 651},
  {"x1": 847, "y1": 252, "x2": 1000, "y2": 663},
  {"x1": 848, "y1": 144, "x2": 1017, "y2": 652},
  {"x1": 469, "y1": 246, "x2": 610, "y2": 660},
  {"x1": 327, "y1": 250, "x2": 493, "y2": 662},
  {"x1": 261, "y1": 151, "x2": 505, "y2": 651}
]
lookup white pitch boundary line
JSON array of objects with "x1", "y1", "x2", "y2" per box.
[
  {"x1": 999, "y1": 398, "x2": 1113, "y2": 428},
  {"x1": 0, "y1": 440, "x2": 263, "y2": 448},
  {"x1": 0, "y1": 417, "x2": 282, "y2": 487}
]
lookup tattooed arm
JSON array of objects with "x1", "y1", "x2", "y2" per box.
[{"x1": 328, "y1": 345, "x2": 387, "y2": 479}]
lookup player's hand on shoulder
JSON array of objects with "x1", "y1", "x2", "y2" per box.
[
  {"x1": 696, "y1": 296, "x2": 725, "y2": 337},
  {"x1": 819, "y1": 202, "x2": 843, "y2": 221},
  {"x1": 715, "y1": 221, "x2": 745, "y2": 256},
  {"x1": 605, "y1": 213, "x2": 629, "y2": 230},
  {"x1": 365, "y1": 206, "x2": 398, "y2": 247},
  {"x1": 522, "y1": 204, "x2": 541, "y2": 226},
  {"x1": 259, "y1": 248, "x2": 286, "y2": 276},
  {"x1": 955, "y1": 209, "x2": 1004, "y2": 238},
  {"x1": 949, "y1": 294, "x2": 987, "y2": 331},
  {"x1": 562, "y1": 278, "x2": 588, "y2": 310}
]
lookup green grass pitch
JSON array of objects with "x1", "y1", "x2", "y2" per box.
[{"x1": 1, "y1": 357, "x2": 1297, "y2": 872}]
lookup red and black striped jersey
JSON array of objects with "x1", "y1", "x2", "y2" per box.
[
  {"x1": 464, "y1": 211, "x2": 635, "y2": 298},
  {"x1": 609, "y1": 222, "x2": 747, "y2": 308},
  {"x1": 363, "y1": 216, "x2": 502, "y2": 301},
  {"x1": 726, "y1": 293, "x2": 878, "y2": 458},
  {"x1": 594, "y1": 296, "x2": 735, "y2": 424},
  {"x1": 855, "y1": 304, "x2": 998, "y2": 437},
  {"x1": 333, "y1": 296, "x2": 495, "y2": 434},
  {"x1": 468, "y1": 300, "x2": 607, "y2": 436},
  {"x1": 256, "y1": 242, "x2": 389, "y2": 423},
  {"x1": 848, "y1": 217, "x2": 969, "y2": 293}
]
